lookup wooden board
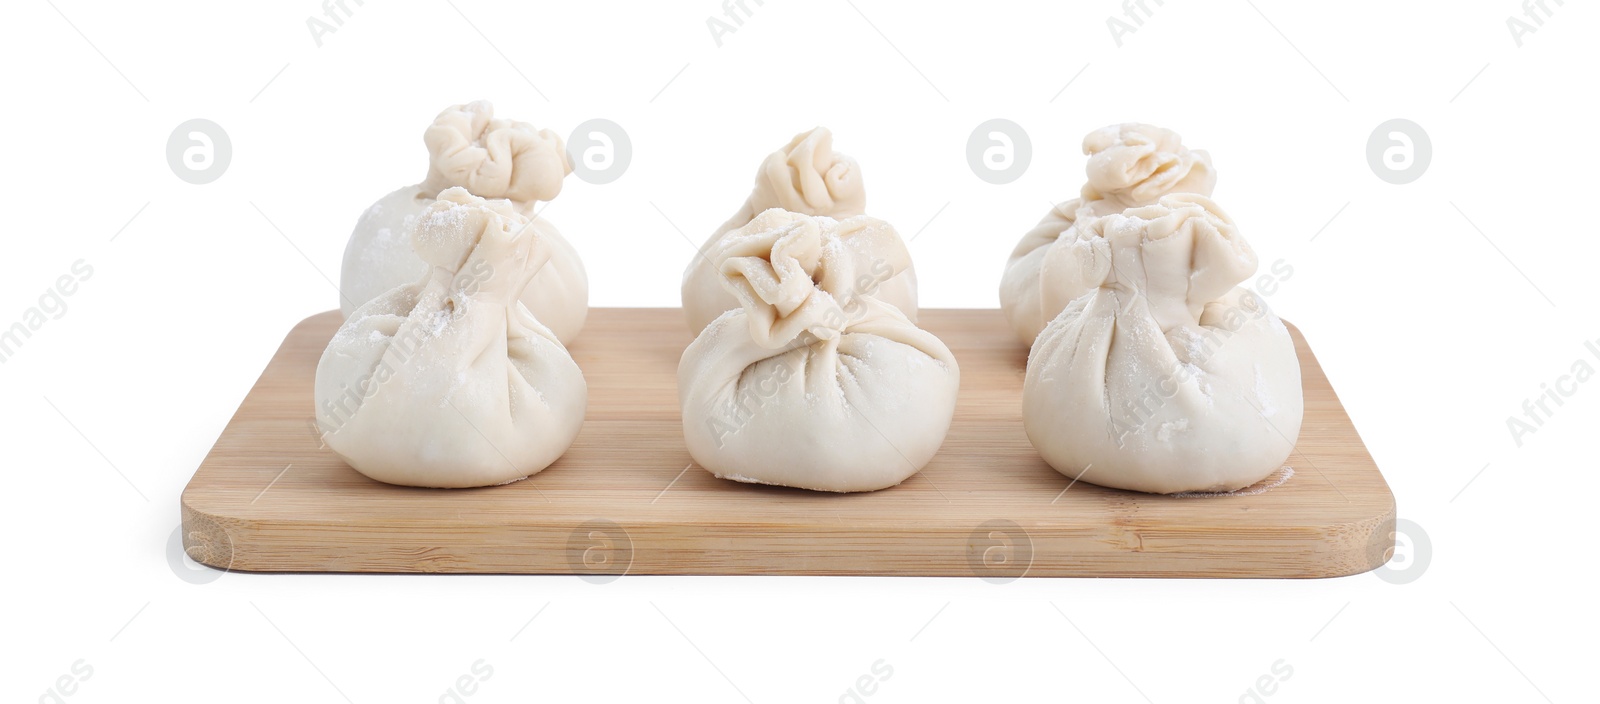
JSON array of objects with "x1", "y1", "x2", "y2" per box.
[{"x1": 180, "y1": 309, "x2": 1395, "y2": 578}]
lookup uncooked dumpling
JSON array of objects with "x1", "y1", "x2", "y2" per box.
[
  {"x1": 316, "y1": 188, "x2": 587, "y2": 488},
  {"x1": 681, "y1": 127, "x2": 917, "y2": 333},
  {"x1": 1022, "y1": 194, "x2": 1301, "y2": 494},
  {"x1": 339, "y1": 100, "x2": 589, "y2": 344},
  {"x1": 1000, "y1": 123, "x2": 1214, "y2": 345},
  {"x1": 679, "y1": 208, "x2": 957, "y2": 492}
]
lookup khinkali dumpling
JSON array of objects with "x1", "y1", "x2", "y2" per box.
[
  {"x1": 340, "y1": 100, "x2": 589, "y2": 344},
  {"x1": 681, "y1": 127, "x2": 917, "y2": 333},
  {"x1": 316, "y1": 188, "x2": 587, "y2": 488},
  {"x1": 679, "y1": 208, "x2": 958, "y2": 492},
  {"x1": 1000, "y1": 123, "x2": 1214, "y2": 345},
  {"x1": 1022, "y1": 194, "x2": 1301, "y2": 494}
]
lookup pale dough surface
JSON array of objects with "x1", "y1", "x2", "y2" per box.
[
  {"x1": 317, "y1": 189, "x2": 587, "y2": 488},
  {"x1": 1022, "y1": 195, "x2": 1301, "y2": 494},
  {"x1": 679, "y1": 209, "x2": 956, "y2": 493}
]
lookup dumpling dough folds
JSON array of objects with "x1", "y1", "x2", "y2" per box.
[
  {"x1": 679, "y1": 209, "x2": 958, "y2": 492},
  {"x1": 339, "y1": 100, "x2": 589, "y2": 345},
  {"x1": 1022, "y1": 195, "x2": 1301, "y2": 494},
  {"x1": 681, "y1": 127, "x2": 917, "y2": 333},
  {"x1": 316, "y1": 188, "x2": 587, "y2": 488},
  {"x1": 1001, "y1": 123, "x2": 1215, "y2": 345}
]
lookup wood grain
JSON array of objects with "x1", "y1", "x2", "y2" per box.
[{"x1": 179, "y1": 309, "x2": 1395, "y2": 578}]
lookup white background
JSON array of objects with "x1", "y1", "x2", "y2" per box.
[{"x1": 2, "y1": 0, "x2": 1595, "y2": 702}]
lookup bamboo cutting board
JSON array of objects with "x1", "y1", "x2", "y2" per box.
[{"x1": 180, "y1": 309, "x2": 1394, "y2": 578}]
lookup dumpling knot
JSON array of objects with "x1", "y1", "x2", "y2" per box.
[
  {"x1": 411, "y1": 188, "x2": 548, "y2": 298},
  {"x1": 1081, "y1": 123, "x2": 1216, "y2": 209},
  {"x1": 1080, "y1": 194, "x2": 1257, "y2": 331},
  {"x1": 713, "y1": 209, "x2": 909, "y2": 347},
  {"x1": 746, "y1": 127, "x2": 866, "y2": 218},
  {"x1": 422, "y1": 100, "x2": 572, "y2": 205}
]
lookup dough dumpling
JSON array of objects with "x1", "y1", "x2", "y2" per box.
[
  {"x1": 339, "y1": 100, "x2": 589, "y2": 344},
  {"x1": 681, "y1": 127, "x2": 917, "y2": 333},
  {"x1": 316, "y1": 188, "x2": 587, "y2": 488},
  {"x1": 1000, "y1": 123, "x2": 1214, "y2": 345},
  {"x1": 679, "y1": 209, "x2": 957, "y2": 492},
  {"x1": 1022, "y1": 194, "x2": 1301, "y2": 494}
]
